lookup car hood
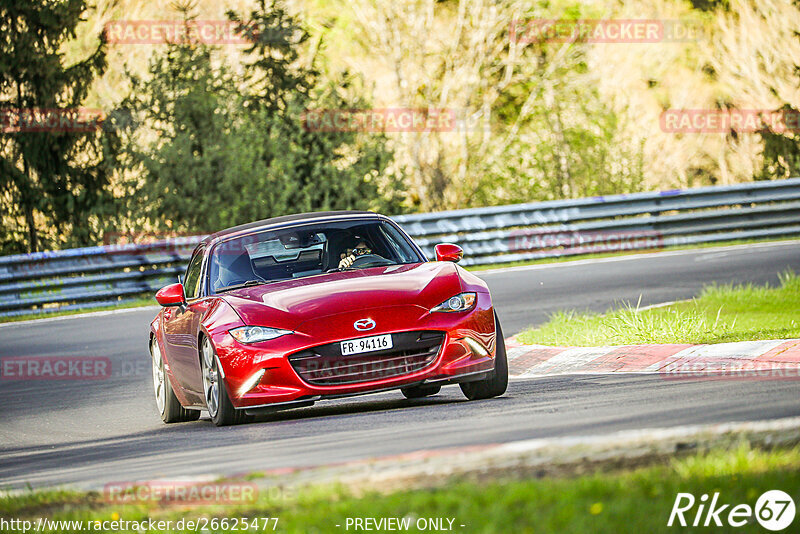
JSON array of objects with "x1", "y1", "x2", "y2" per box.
[{"x1": 221, "y1": 262, "x2": 463, "y2": 329}]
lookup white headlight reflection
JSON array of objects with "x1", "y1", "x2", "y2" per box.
[
  {"x1": 464, "y1": 337, "x2": 489, "y2": 356},
  {"x1": 238, "y1": 368, "x2": 266, "y2": 397}
]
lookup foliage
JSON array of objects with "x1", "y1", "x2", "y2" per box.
[
  {"x1": 4, "y1": 0, "x2": 800, "y2": 253},
  {"x1": 758, "y1": 118, "x2": 800, "y2": 180},
  {"x1": 112, "y1": 0, "x2": 399, "y2": 235},
  {"x1": 709, "y1": 0, "x2": 800, "y2": 185},
  {"x1": 752, "y1": 3, "x2": 800, "y2": 180},
  {"x1": 0, "y1": 0, "x2": 110, "y2": 253},
  {"x1": 343, "y1": 0, "x2": 644, "y2": 211},
  {"x1": 477, "y1": 31, "x2": 645, "y2": 204}
]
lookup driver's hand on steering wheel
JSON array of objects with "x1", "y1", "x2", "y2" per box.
[
  {"x1": 338, "y1": 253, "x2": 357, "y2": 269},
  {"x1": 338, "y1": 242, "x2": 372, "y2": 269}
]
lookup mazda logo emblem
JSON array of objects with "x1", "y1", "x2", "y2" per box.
[{"x1": 354, "y1": 318, "x2": 376, "y2": 331}]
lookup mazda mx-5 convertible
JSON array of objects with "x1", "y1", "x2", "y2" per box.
[{"x1": 149, "y1": 211, "x2": 508, "y2": 426}]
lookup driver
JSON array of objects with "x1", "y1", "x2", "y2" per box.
[{"x1": 338, "y1": 236, "x2": 377, "y2": 269}]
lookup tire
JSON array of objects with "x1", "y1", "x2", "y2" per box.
[
  {"x1": 151, "y1": 338, "x2": 200, "y2": 423},
  {"x1": 201, "y1": 335, "x2": 249, "y2": 426},
  {"x1": 460, "y1": 314, "x2": 509, "y2": 401},
  {"x1": 401, "y1": 384, "x2": 441, "y2": 399}
]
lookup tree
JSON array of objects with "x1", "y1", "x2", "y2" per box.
[
  {"x1": 758, "y1": 105, "x2": 800, "y2": 180},
  {"x1": 115, "y1": 0, "x2": 398, "y2": 235},
  {"x1": 345, "y1": 0, "x2": 643, "y2": 210},
  {"x1": 707, "y1": 0, "x2": 800, "y2": 185},
  {"x1": 0, "y1": 0, "x2": 109, "y2": 253},
  {"x1": 756, "y1": 1, "x2": 800, "y2": 181}
]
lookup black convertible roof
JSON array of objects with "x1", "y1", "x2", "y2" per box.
[{"x1": 201, "y1": 210, "x2": 378, "y2": 244}]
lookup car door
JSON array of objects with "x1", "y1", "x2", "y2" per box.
[{"x1": 162, "y1": 246, "x2": 208, "y2": 404}]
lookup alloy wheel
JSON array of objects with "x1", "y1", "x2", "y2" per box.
[
  {"x1": 151, "y1": 340, "x2": 166, "y2": 414},
  {"x1": 201, "y1": 337, "x2": 220, "y2": 417}
]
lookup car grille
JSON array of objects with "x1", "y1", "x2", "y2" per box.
[{"x1": 288, "y1": 331, "x2": 445, "y2": 386}]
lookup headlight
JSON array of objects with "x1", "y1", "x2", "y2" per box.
[
  {"x1": 238, "y1": 368, "x2": 266, "y2": 396},
  {"x1": 229, "y1": 326, "x2": 293, "y2": 343},
  {"x1": 431, "y1": 292, "x2": 477, "y2": 312}
]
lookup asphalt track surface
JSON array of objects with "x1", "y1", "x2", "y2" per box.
[{"x1": 1, "y1": 241, "x2": 799, "y2": 490}]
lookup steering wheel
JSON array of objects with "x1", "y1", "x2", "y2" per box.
[{"x1": 348, "y1": 254, "x2": 393, "y2": 269}]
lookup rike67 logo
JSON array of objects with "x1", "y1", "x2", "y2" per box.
[{"x1": 668, "y1": 490, "x2": 796, "y2": 531}]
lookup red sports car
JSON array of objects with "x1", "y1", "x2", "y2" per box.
[{"x1": 149, "y1": 211, "x2": 508, "y2": 426}]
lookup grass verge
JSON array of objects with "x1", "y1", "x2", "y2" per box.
[
  {"x1": 517, "y1": 271, "x2": 800, "y2": 346},
  {"x1": 1, "y1": 444, "x2": 798, "y2": 532}
]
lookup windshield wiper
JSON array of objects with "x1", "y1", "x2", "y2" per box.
[{"x1": 216, "y1": 279, "x2": 268, "y2": 293}]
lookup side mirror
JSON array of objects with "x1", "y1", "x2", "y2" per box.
[
  {"x1": 155, "y1": 283, "x2": 186, "y2": 307},
  {"x1": 434, "y1": 243, "x2": 463, "y2": 263}
]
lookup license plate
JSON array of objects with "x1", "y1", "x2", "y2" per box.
[{"x1": 340, "y1": 334, "x2": 393, "y2": 356}]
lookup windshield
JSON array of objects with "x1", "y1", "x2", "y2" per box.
[{"x1": 208, "y1": 219, "x2": 424, "y2": 294}]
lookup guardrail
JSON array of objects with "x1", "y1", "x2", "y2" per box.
[{"x1": 2, "y1": 178, "x2": 800, "y2": 318}]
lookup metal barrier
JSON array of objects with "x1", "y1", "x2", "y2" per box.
[{"x1": 2, "y1": 178, "x2": 799, "y2": 317}]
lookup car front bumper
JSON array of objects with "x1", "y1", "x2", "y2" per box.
[{"x1": 210, "y1": 294, "x2": 497, "y2": 409}]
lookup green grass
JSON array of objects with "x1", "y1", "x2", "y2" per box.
[
  {"x1": 1, "y1": 445, "x2": 798, "y2": 532},
  {"x1": 517, "y1": 271, "x2": 800, "y2": 346}
]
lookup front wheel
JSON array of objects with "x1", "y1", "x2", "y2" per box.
[
  {"x1": 151, "y1": 338, "x2": 200, "y2": 423},
  {"x1": 201, "y1": 335, "x2": 249, "y2": 426},
  {"x1": 460, "y1": 315, "x2": 508, "y2": 400}
]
